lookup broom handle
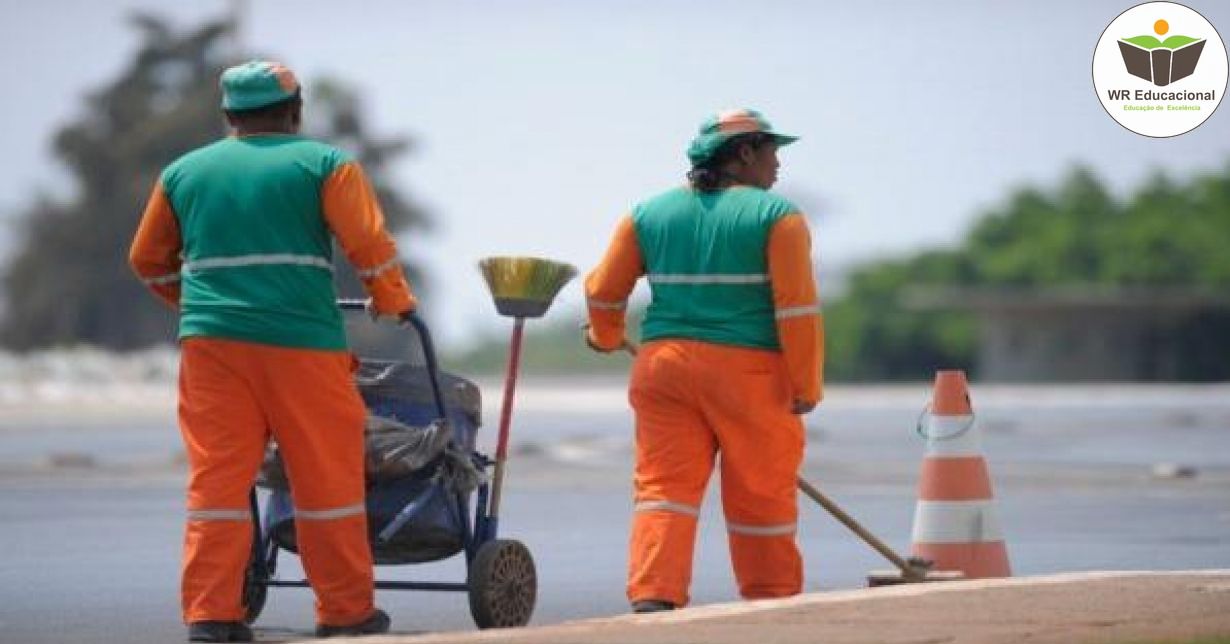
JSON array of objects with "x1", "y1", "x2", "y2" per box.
[
  {"x1": 488, "y1": 317, "x2": 526, "y2": 520},
  {"x1": 797, "y1": 476, "x2": 915, "y2": 575}
]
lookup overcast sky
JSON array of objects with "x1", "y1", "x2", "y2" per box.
[{"x1": 2, "y1": 0, "x2": 1228, "y2": 349}]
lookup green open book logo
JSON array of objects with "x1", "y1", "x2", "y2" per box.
[{"x1": 1117, "y1": 20, "x2": 1206, "y2": 86}]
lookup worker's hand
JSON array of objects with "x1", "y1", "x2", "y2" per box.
[
  {"x1": 365, "y1": 298, "x2": 416, "y2": 325},
  {"x1": 791, "y1": 399, "x2": 817, "y2": 415},
  {"x1": 582, "y1": 324, "x2": 635, "y2": 355}
]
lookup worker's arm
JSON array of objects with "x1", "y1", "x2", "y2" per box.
[
  {"x1": 128, "y1": 181, "x2": 183, "y2": 310},
  {"x1": 767, "y1": 213, "x2": 824, "y2": 410},
  {"x1": 584, "y1": 214, "x2": 643, "y2": 351},
  {"x1": 322, "y1": 162, "x2": 417, "y2": 316}
]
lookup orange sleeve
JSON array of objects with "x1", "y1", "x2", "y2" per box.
[
  {"x1": 128, "y1": 181, "x2": 182, "y2": 310},
  {"x1": 767, "y1": 213, "x2": 824, "y2": 405},
  {"x1": 584, "y1": 214, "x2": 643, "y2": 350},
  {"x1": 321, "y1": 162, "x2": 417, "y2": 315}
]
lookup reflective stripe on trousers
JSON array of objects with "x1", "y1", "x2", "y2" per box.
[
  {"x1": 187, "y1": 508, "x2": 249, "y2": 521},
  {"x1": 727, "y1": 521, "x2": 797, "y2": 536},
  {"x1": 292, "y1": 502, "x2": 366, "y2": 521},
  {"x1": 634, "y1": 499, "x2": 700, "y2": 517}
]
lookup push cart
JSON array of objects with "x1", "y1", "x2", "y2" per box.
[{"x1": 241, "y1": 300, "x2": 537, "y2": 629}]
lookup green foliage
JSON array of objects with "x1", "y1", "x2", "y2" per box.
[
  {"x1": 823, "y1": 251, "x2": 978, "y2": 381},
  {"x1": 824, "y1": 163, "x2": 1230, "y2": 380},
  {"x1": 0, "y1": 14, "x2": 428, "y2": 350},
  {"x1": 968, "y1": 168, "x2": 1119, "y2": 285},
  {"x1": 448, "y1": 310, "x2": 641, "y2": 375}
]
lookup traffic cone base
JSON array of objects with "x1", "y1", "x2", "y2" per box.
[{"x1": 912, "y1": 542, "x2": 1011, "y2": 579}]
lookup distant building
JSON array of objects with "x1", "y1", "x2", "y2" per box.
[{"x1": 907, "y1": 288, "x2": 1230, "y2": 382}]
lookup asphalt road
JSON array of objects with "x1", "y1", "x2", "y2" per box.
[
  {"x1": 2, "y1": 460, "x2": 1227, "y2": 644},
  {"x1": 2, "y1": 382, "x2": 1229, "y2": 643}
]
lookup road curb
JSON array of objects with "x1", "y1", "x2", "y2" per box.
[{"x1": 302, "y1": 570, "x2": 1230, "y2": 644}]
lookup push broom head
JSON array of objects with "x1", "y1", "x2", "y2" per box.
[{"x1": 478, "y1": 256, "x2": 577, "y2": 318}]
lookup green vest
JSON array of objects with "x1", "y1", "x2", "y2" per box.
[
  {"x1": 161, "y1": 135, "x2": 351, "y2": 350},
  {"x1": 633, "y1": 186, "x2": 797, "y2": 349}
]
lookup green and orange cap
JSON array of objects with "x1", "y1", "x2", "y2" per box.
[
  {"x1": 220, "y1": 60, "x2": 300, "y2": 111},
  {"x1": 687, "y1": 108, "x2": 798, "y2": 165}
]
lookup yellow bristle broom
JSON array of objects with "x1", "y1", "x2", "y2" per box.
[
  {"x1": 476, "y1": 257, "x2": 576, "y2": 537},
  {"x1": 479, "y1": 256, "x2": 577, "y2": 319}
]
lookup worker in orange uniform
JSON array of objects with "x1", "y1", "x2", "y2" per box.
[
  {"x1": 585, "y1": 109, "x2": 823, "y2": 613},
  {"x1": 129, "y1": 61, "x2": 413, "y2": 642}
]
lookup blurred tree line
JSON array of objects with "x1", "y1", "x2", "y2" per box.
[
  {"x1": 0, "y1": 14, "x2": 428, "y2": 350},
  {"x1": 453, "y1": 164, "x2": 1230, "y2": 380},
  {"x1": 825, "y1": 165, "x2": 1230, "y2": 380}
]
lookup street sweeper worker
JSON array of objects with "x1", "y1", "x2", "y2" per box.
[
  {"x1": 128, "y1": 61, "x2": 412, "y2": 642},
  {"x1": 585, "y1": 108, "x2": 823, "y2": 613}
]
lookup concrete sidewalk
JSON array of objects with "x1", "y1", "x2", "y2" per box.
[{"x1": 311, "y1": 571, "x2": 1230, "y2": 644}]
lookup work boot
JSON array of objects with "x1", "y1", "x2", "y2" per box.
[
  {"x1": 631, "y1": 599, "x2": 676, "y2": 613},
  {"x1": 187, "y1": 620, "x2": 254, "y2": 642},
  {"x1": 315, "y1": 608, "x2": 391, "y2": 638}
]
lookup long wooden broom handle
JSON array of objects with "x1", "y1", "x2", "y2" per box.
[{"x1": 797, "y1": 476, "x2": 917, "y2": 575}]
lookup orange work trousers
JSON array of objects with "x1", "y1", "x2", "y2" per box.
[
  {"x1": 627, "y1": 339, "x2": 804, "y2": 607},
  {"x1": 178, "y1": 337, "x2": 373, "y2": 626}
]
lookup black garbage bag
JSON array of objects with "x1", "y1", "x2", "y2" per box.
[
  {"x1": 258, "y1": 414, "x2": 486, "y2": 564},
  {"x1": 258, "y1": 415, "x2": 455, "y2": 490}
]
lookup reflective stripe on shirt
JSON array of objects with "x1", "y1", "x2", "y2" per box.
[
  {"x1": 587, "y1": 298, "x2": 627, "y2": 311},
  {"x1": 142, "y1": 273, "x2": 182, "y2": 286},
  {"x1": 774, "y1": 304, "x2": 822, "y2": 320},
  {"x1": 183, "y1": 254, "x2": 334, "y2": 273},
  {"x1": 356, "y1": 257, "x2": 400, "y2": 279},
  {"x1": 647, "y1": 273, "x2": 769, "y2": 285}
]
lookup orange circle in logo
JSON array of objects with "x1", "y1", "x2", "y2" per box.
[{"x1": 1154, "y1": 19, "x2": 1169, "y2": 35}]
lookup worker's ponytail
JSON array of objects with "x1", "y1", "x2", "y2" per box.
[
  {"x1": 686, "y1": 132, "x2": 773, "y2": 192},
  {"x1": 686, "y1": 166, "x2": 725, "y2": 192}
]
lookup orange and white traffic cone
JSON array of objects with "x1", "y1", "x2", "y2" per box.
[{"x1": 910, "y1": 370, "x2": 1011, "y2": 578}]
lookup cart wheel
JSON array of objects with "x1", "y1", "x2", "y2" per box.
[
  {"x1": 243, "y1": 532, "x2": 277, "y2": 624},
  {"x1": 242, "y1": 567, "x2": 266, "y2": 624},
  {"x1": 467, "y1": 539, "x2": 536, "y2": 629},
  {"x1": 242, "y1": 546, "x2": 270, "y2": 624}
]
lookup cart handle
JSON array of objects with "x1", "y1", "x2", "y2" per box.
[{"x1": 337, "y1": 299, "x2": 448, "y2": 422}]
